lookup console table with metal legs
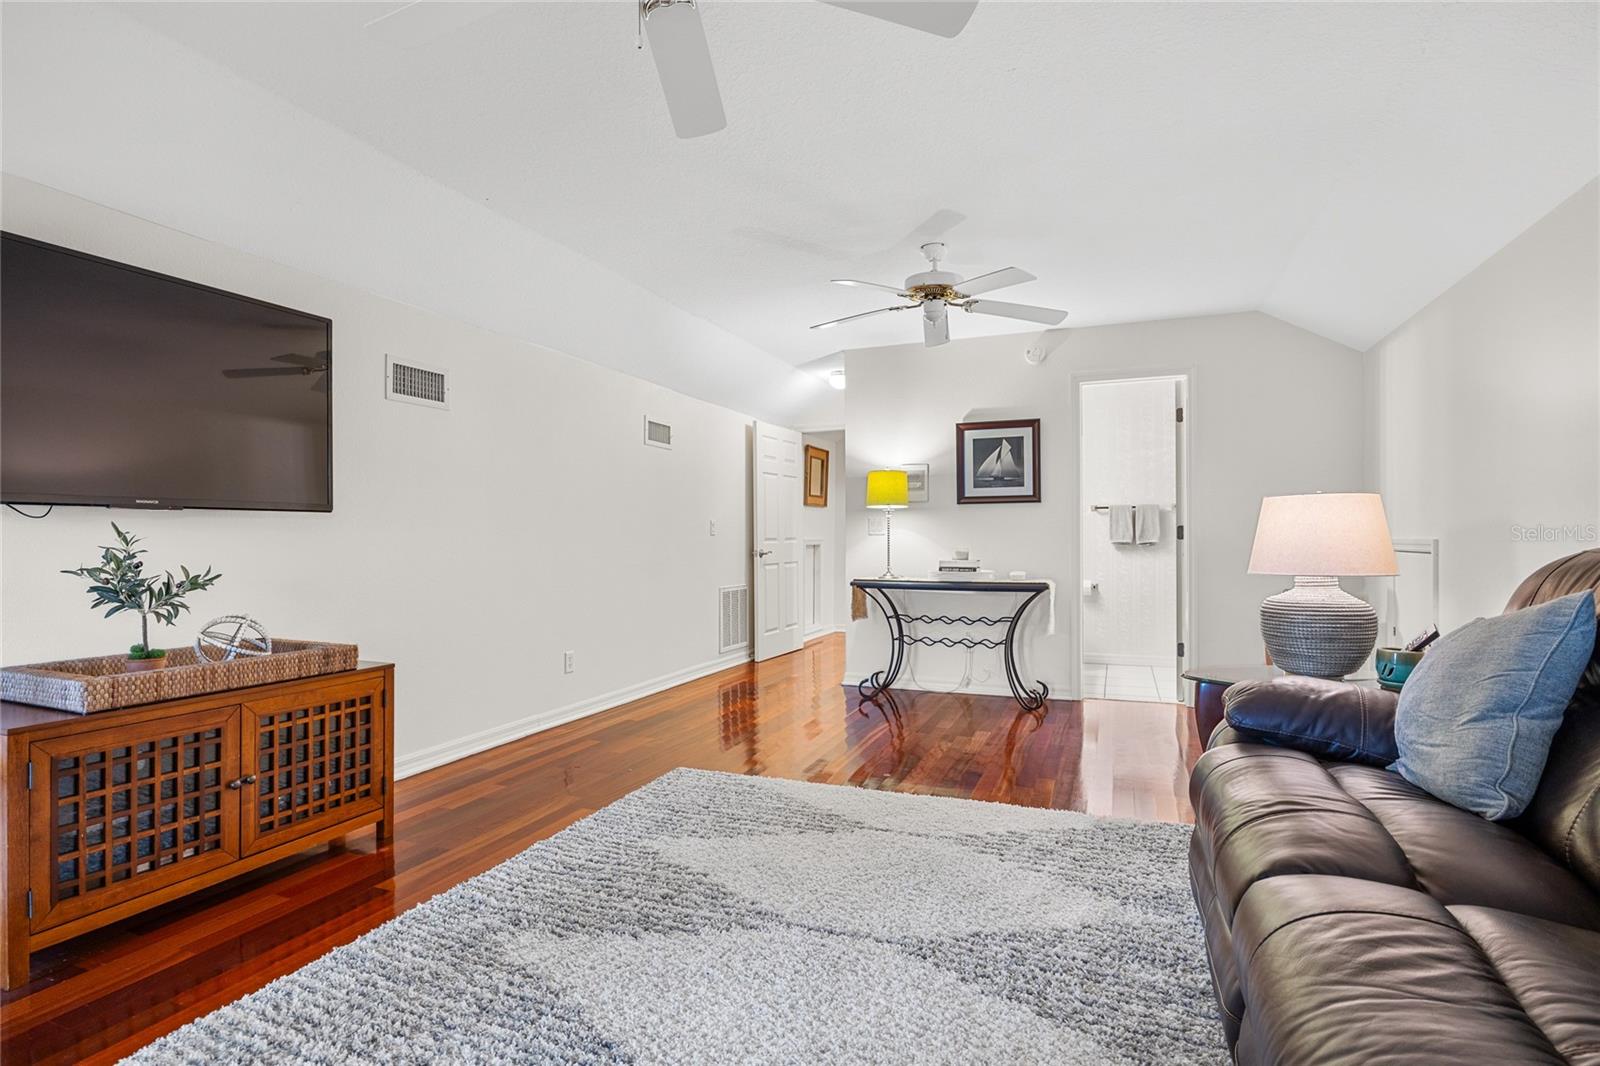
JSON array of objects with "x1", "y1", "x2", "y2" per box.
[{"x1": 851, "y1": 578, "x2": 1053, "y2": 711}]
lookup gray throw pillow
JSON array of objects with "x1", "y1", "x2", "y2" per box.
[{"x1": 1391, "y1": 590, "x2": 1596, "y2": 820}]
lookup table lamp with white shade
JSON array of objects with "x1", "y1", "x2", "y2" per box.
[
  {"x1": 866, "y1": 469, "x2": 910, "y2": 579},
  {"x1": 1247, "y1": 492, "x2": 1399, "y2": 678}
]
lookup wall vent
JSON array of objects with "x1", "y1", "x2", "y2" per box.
[
  {"x1": 644, "y1": 416, "x2": 673, "y2": 449},
  {"x1": 386, "y1": 356, "x2": 449, "y2": 409},
  {"x1": 719, "y1": 584, "x2": 750, "y2": 653}
]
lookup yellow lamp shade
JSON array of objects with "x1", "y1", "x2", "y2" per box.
[{"x1": 865, "y1": 469, "x2": 909, "y2": 509}]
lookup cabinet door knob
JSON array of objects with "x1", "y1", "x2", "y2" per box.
[{"x1": 227, "y1": 774, "x2": 258, "y2": 790}]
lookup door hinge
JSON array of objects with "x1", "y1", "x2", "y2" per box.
[
  {"x1": 26, "y1": 762, "x2": 34, "y2": 790},
  {"x1": 1176, "y1": 406, "x2": 1184, "y2": 423},
  {"x1": 1178, "y1": 641, "x2": 1186, "y2": 658},
  {"x1": 25, "y1": 890, "x2": 33, "y2": 919},
  {"x1": 1177, "y1": 524, "x2": 1185, "y2": 540}
]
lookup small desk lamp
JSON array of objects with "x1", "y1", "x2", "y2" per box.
[
  {"x1": 1247, "y1": 492, "x2": 1399, "y2": 678},
  {"x1": 866, "y1": 469, "x2": 910, "y2": 579}
]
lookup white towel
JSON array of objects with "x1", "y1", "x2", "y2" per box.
[
  {"x1": 1135, "y1": 504, "x2": 1162, "y2": 545},
  {"x1": 1108, "y1": 504, "x2": 1134, "y2": 544}
]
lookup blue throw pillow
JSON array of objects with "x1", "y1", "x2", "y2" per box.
[{"x1": 1391, "y1": 590, "x2": 1596, "y2": 820}]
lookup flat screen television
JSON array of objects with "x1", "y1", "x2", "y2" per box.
[{"x1": 1, "y1": 233, "x2": 332, "y2": 512}]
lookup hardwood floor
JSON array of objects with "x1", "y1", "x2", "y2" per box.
[{"x1": 1, "y1": 634, "x2": 1200, "y2": 1064}]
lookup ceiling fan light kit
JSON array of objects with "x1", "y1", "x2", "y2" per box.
[{"x1": 811, "y1": 241, "x2": 1068, "y2": 347}]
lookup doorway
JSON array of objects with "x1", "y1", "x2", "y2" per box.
[
  {"x1": 752, "y1": 420, "x2": 804, "y2": 661},
  {"x1": 1076, "y1": 375, "x2": 1188, "y2": 703}
]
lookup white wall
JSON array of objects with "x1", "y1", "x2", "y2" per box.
[
  {"x1": 0, "y1": 2, "x2": 830, "y2": 428},
  {"x1": 800, "y1": 430, "x2": 847, "y2": 634},
  {"x1": 0, "y1": 176, "x2": 756, "y2": 776},
  {"x1": 842, "y1": 312, "x2": 1367, "y2": 698},
  {"x1": 1079, "y1": 378, "x2": 1179, "y2": 665},
  {"x1": 1368, "y1": 179, "x2": 1600, "y2": 629}
]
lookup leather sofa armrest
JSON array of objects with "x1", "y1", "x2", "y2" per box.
[
  {"x1": 1223, "y1": 676, "x2": 1399, "y2": 766},
  {"x1": 1206, "y1": 723, "x2": 1247, "y2": 750}
]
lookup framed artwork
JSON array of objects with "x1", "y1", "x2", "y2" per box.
[
  {"x1": 956, "y1": 419, "x2": 1041, "y2": 504},
  {"x1": 804, "y1": 445, "x2": 830, "y2": 507},
  {"x1": 900, "y1": 463, "x2": 929, "y2": 503}
]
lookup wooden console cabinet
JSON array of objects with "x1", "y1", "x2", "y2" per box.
[{"x1": 1, "y1": 662, "x2": 394, "y2": 990}]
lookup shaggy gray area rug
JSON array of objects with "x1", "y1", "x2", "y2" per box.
[{"x1": 126, "y1": 769, "x2": 1224, "y2": 1065}]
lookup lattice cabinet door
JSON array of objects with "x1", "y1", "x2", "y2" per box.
[
  {"x1": 241, "y1": 678, "x2": 386, "y2": 856},
  {"x1": 27, "y1": 706, "x2": 242, "y2": 933}
]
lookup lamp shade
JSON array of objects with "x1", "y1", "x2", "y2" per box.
[
  {"x1": 1247, "y1": 493, "x2": 1398, "y2": 577},
  {"x1": 865, "y1": 469, "x2": 909, "y2": 509}
]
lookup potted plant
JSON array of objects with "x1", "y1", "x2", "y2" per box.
[{"x1": 62, "y1": 523, "x2": 222, "y2": 672}]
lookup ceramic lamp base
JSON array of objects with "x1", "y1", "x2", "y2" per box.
[{"x1": 1260, "y1": 576, "x2": 1377, "y2": 678}]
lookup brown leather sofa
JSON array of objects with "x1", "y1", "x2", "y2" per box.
[{"x1": 1189, "y1": 548, "x2": 1600, "y2": 1064}]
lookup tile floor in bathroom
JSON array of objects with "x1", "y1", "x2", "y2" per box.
[{"x1": 1081, "y1": 661, "x2": 1182, "y2": 703}]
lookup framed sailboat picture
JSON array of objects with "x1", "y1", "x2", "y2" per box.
[{"x1": 956, "y1": 419, "x2": 1041, "y2": 504}]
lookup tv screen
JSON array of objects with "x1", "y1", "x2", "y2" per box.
[{"x1": 1, "y1": 233, "x2": 331, "y2": 511}]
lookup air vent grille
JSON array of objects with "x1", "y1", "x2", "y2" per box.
[
  {"x1": 719, "y1": 584, "x2": 750, "y2": 653},
  {"x1": 386, "y1": 356, "x2": 449, "y2": 409},
  {"x1": 644, "y1": 417, "x2": 673, "y2": 449}
]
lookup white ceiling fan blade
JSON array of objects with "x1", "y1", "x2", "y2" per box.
[
  {"x1": 955, "y1": 267, "x2": 1035, "y2": 297},
  {"x1": 363, "y1": 2, "x2": 511, "y2": 48},
  {"x1": 923, "y1": 306, "x2": 950, "y2": 346},
  {"x1": 963, "y1": 299, "x2": 1068, "y2": 326},
  {"x1": 831, "y1": 278, "x2": 910, "y2": 295},
  {"x1": 817, "y1": 1, "x2": 978, "y2": 38},
  {"x1": 643, "y1": 1, "x2": 726, "y2": 139},
  {"x1": 811, "y1": 305, "x2": 917, "y2": 330}
]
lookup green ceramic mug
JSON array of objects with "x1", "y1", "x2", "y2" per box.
[{"x1": 1375, "y1": 647, "x2": 1424, "y2": 691}]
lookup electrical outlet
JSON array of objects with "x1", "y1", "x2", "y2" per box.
[
  {"x1": 562, "y1": 651, "x2": 575, "y2": 674},
  {"x1": 709, "y1": 519, "x2": 717, "y2": 536}
]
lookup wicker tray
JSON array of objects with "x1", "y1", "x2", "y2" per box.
[{"x1": 0, "y1": 640, "x2": 360, "y2": 714}]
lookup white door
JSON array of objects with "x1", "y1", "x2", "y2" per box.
[
  {"x1": 753, "y1": 421, "x2": 804, "y2": 661},
  {"x1": 1173, "y1": 378, "x2": 1189, "y2": 697}
]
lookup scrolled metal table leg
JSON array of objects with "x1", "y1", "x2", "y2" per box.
[
  {"x1": 857, "y1": 587, "x2": 907, "y2": 700},
  {"x1": 1002, "y1": 589, "x2": 1051, "y2": 712}
]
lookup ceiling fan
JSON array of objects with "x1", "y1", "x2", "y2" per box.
[
  {"x1": 640, "y1": 0, "x2": 979, "y2": 138},
  {"x1": 811, "y1": 243, "x2": 1067, "y2": 347},
  {"x1": 222, "y1": 352, "x2": 331, "y2": 392}
]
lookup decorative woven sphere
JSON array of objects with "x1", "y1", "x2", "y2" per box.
[{"x1": 194, "y1": 615, "x2": 272, "y2": 663}]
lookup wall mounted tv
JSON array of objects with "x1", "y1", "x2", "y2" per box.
[{"x1": 1, "y1": 233, "x2": 332, "y2": 512}]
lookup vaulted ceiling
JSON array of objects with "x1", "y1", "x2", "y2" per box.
[{"x1": 112, "y1": 1, "x2": 1600, "y2": 362}]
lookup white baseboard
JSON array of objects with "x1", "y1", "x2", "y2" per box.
[
  {"x1": 1083, "y1": 652, "x2": 1173, "y2": 668},
  {"x1": 395, "y1": 649, "x2": 752, "y2": 780}
]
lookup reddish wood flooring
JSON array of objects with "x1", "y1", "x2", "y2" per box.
[{"x1": 1, "y1": 634, "x2": 1200, "y2": 1064}]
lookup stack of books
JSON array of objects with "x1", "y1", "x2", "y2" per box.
[{"x1": 935, "y1": 559, "x2": 994, "y2": 581}]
